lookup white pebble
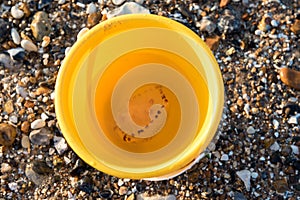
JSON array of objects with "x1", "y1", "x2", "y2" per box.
[
  {"x1": 58, "y1": 0, "x2": 66, "y2": 4},
  {"x1": 272, "y1": 119, "x2": 279, "y2": 129},
  {"x1": 8, "y1": 182, "x2": 18, "y2": 192},
  {"x1": 76, "y1": 2, "x2": 86, "y2": 8},
  {"x1": 41, "y1": 113, "x2": 49, "y2": 121},
  {"x1": 255, "y1": 29, "x2": 262, "y2": 35},
  {"x1": 11, "y1": 28, "x2": 21, "y2": 45},
  {"x1": 21, "y1": 40, "x2": 38, "y2": 52},
  {"x1": 11, "y1": 5, "x2": 24, "y2": 19},
  {"x1": 118, "y1": 179, "x2": 124, "y2": 186},
  {"x1": 220, "y1": 154, "x2": 229, "y2": 161},
  {"x1": 251, "y1": 172, "x2": 258, "y2": 179},
  {"x1": 86, "y1": 3, "x2": 97, "y2": 14},
  {"x1": 291, "y1": 145, "x2": 299, "y2": 155},
  {"x1": 9, "y1": 115, "x2": 18, "y2": 124},
  {"x1": 288, "y1": 114, "x2": 300, "y2": 124},
  {"x1": 77, "y1": 27, "x2": 89, "y2": 40},
  {"x1": 236, "y1": 170, "x2": 251, "y2": 191},
  {"x1": 31, "y1": 119, "x2": 46, "y2": 129}
]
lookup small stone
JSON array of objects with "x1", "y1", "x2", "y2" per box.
[
  {"x1": 288, "y1": 114, "x2": 300, "y2": 124},
  {"x1": 271, "y1": 19, "x2": 279, "y2": 27},
  {"x1": 53, "y1": 136, "x2": 68, "y2": 155},
  {"x1": 199, "y1": 18, "x2": 216, "y2": 33},
  {"x1": 21, "y1": 134, "x2": 30, "y2": 149},
  {"x1": 31, "y1": 119, "x2": 46, "y2": 129},
  {"x1": 31, "y1": 11, "x2": 52, "y2": 41},
  {"x1": 11, "y1": 5, "x2": 24, "y2": 19},
  {"x1": 272, "y1": 119, "x2": 279, "y2": 129},
  {"x1": 220, "y1": 0, "x2": 230, "y2": 8},
  {"x1": 87, "y1": 12, "x2": 101, "y2": 28},
  {"x1": 86, "y1": 3, "x2": 97, "y2": 14},
  {"x1": 19, "y1": 2, "x2": 31, "y2": 17},
  {"x1": 226, "y1": 47, "x2": 236, "y2": 56},
  {"x1": 118, "y1": 179, "x2": 124, "y2": 186},
  {"x1": 11, "y1": 28, "x2": 21, "y2": 45},
  {"x1": 251, "y1": 172, "x2": 258, "y2": 179},
  {"x1": 127, "y1": 193, "x2": 135, "y2": 200},
  {"x1": 21, "y1": 40, "x2": 38, "y2": 52},
  {"x1": 29, "y1": 128, "x2": 53, "y2": 145},
  {"x1": 236, "y1": 170, "x2": 251, "y2": 191},
  {"x1": 0, "y1": 19, "x2": 10, "y2": 43},
  {"x1": 107, "y1": 2, "x2": 150, "y2": 19},
  {"x1": 77, "y1": 27, "x2": 89, "y2": 41},
  {"x1": 41, "y1": 36, "x2": 50, "y2": 48},
  {"x1": 217, "y1": 9, "x2": 241, "y2": 34},
  {"x1": 25, "y1": 166, "x2": 45, "y2": 185},
  {"x1": 119, "y1": 186, "x2": 128, "y2": 195},
  {"x1": 291, "y1": 145, "x2": 299, "y2": 155},
  {"x1": 34, "y1": 86, "x2": 51, "y2": 95},
  {"x1": 4, "y1": 100, "x2": 14, "y2": 114},
  {"x1": 9, "y1": 115, "x2": 18, "y2": 124},
  {"x1": 58, "y1": 0, "x2": 66, "y2": 4},
  {"x1": 273, "y1": 179, "x2": 289, "y2": 194},
  {"x1": 291, "y1": 19, "x2": 300, "y2": 35},
  {"x1": 246, "y1": 126, "x2": 255, "y2": 134},
  {"x1": 8, "y1": 182, "x2": 18, "y2": 191},
  {"x1": 234, "y1": 192, "x2": 247, "y2": 200},
  {"x1": 112, "y1": 0, "x2": 126, "y2": 6},
  {"x1": 0, "y1": 123, "x2": 17, "y2": 146},
  {"x1": 220, "y1": 154, "x2": 229, "y2": 161},
  {"x1": 270, "y1": 141, "x2": 280, "y2": 151},
  {"x1": 1, "y1": 163, "x2": 12, "y2": 173},
  {"x1": 32, "y1": 160, "x2": 53, "y2": 175},
  {"x1": 205, "y1": 35, "x2": 220, "y2": 51},
  {"x1": 21, "y1": 121, "x2": 30, "y2": 133}
]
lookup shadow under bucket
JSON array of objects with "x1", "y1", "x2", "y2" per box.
[{"x1": 55, "y1": 14, "x2": 224, "y2": 180}]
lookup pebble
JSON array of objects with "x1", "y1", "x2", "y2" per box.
[
  {"x1": 0, "y1": 123, "x2": 17, "y2": 146},
  {"x1": 86, "y1": 3, "x2": 97, "y2": 14},
  {"x1": 21, "y1": 134, "x2": 30, "y2": 149},
  {"x1": 31, "y1": 11, "x2": 52, "y2": 41},
  {"x1": 246, "y1": 126, "x2": 256, "y2": 134},
  {"x1": 236, "y1": 170, "x2": 251, "y2": 191},
  {"x1": 11, "y1": 28, "x2": 21, "y2": 45},
  {"x1": 271, "y1": 19, "x2": 279, "y2": 27},
  {"x1": 21, "y1": 39, "x2": 38, "y2": 52},
  {"x1": 288, "y1": 114, "x2": 300, "y2": 124},
  {"x1": 4, "y1": 100, "x2": 14, "y2": 114},
  {"x1": 29, "y1": 127, "x2": 53, "y2": 145},
  {"x1": 270, "y1": 141, "x2": 280, "y2": 151},
  {"x1": 99, "y1": 190, "x2": 113, "y2": 199},
  {"x1": 41, "y1": 36, "x2": 50, "y2": 48},
  {"x1": 8, "y1": 182, "x2": 18, "y2": 191},
  {"x1": 220, "y1": 153, "x2": 229, "y2": 161},
  {"x1": 251, "y1": 172, "x2": 259, "y2": 179},
  {"x1": 291, "y1": 19, "x2": 300, "y2": 34},
  {"x1": 199, "y1": 17, "x2": 216, "y2": 33},
  {"x1": 273, "y1": 179, "x2": 289, "y2": 194},
  {"x1": 19, "y1": 2, "x2": 31, "y2": 17},
  {"x1": 258, "y1": 15, "x2": 272, "y2": 32},
  {"x1": 87, "y1": 12, "x2": 101, "y2": 28},
  {"x1": 0, "y1": 19, "x2": 9, "y2": 43},
  {"x1": 279, "y1": 67, "x2": 300, "y2": 90},
  {"x1": 219, "y1": 0, "x2": 230, "y2": 8},
  {"x1": 9, "y1": 115, "x2": 18, "y2": 124},
  {"x1": 290, "y1": 145, "x2": 299, "y2": 155},
  {"x1": 272, "y1": 119, "x2": 279, "y2": 129},
  {"x1": 25, "y1": 166, "x2": 45, "y2": 185},
  {"x1": 1, "y1": 163, "x2": 12, "y2": 173},
  {"x1": 11, "y1": 5, "x2": 24, "y2": 19},
  {"x1": 234, "y1": 192, "x2": 247, "y2": 200},
  {"x1": 21, "y1": 121, "x2": 30, "y2": 133},
  {"x1": 53, "y1": 136, "x2": 68, "y2": 155},
  {"x1": 107, "y1": 2, "x2": 150, "y2": 19},
  {"x1": 31, "y1": 119, "x2": 46, "y2": 129},
  {"x1": 112, "y1": 0, "x2": 126, "y2": 6},
  {"x1": 205, "y1": 35, "x2": 220, "y2": 51}
]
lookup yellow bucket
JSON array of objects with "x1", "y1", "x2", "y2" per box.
[{"x1": 55, "y1": 14, "x2": 224, "y2": 179}]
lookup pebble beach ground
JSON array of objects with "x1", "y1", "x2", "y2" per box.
[{"x1": 0, "y1": 0, "x2": 299, "y2": 199}]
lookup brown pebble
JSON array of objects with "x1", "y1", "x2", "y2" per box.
[
  {"x1": 127, "y1": 193, "x2": 135, "y2": 200},
  {"x1": 118, "y1": 186, "x2": 127, "y2": 195},
  {"x1": 291, "y1": 19, "x2": 300, "y2": 35},
  {"x1": 34, "y1": 87, "x2": 51, "y2": 95},
  {"x1": 220, "y1": 0, "x2": 230, "y2": 8},
  {"x1": 279, "y1": 68, "x2": 300, "y2": 90},
  {"x1": 21, "y1": 121, "x2": 30, "y2": 133},
  {"x1": 24, "y1": 100, "x2": 35, "y2": 108},
  {"x1": 0, "y1": 123, "x2": 17, "y2": 146},
  {"x1": 87, "y1": 12, "x2": 101, "y2": 28},
  {"x1": 273, "y1": 179, "x2": 289, "y2": 194},
  {"x1": 205, "y1": 35, "x2": 221, "y2": 51},
  {"x1": 4, "y1": 100, "x2": 14, "y2": 114},
  {"x1": 61, "y1": 3, "x2": 71, "y2": 11}
]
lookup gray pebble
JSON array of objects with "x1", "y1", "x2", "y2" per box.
[
  {"x1": 31, "y1": 11, "x2": 52, "y2": 41},
  {"x1": 21, "y1": 134, "x2": 30, "y2": 149},
  {"x1": 53, "y1": 136, "x2": 68, "y2": 155},
  {"x1": 0, "y1": 53, "x2": 14, "y2": 68},
  {"x1": 107, "y1": 2, "x2": 150, "y2": 19},
  {"x1": 11, "y1": 28, "x2": 21, "y2": 45},
  {"x1": 220, "y1": 154, "x2": 229, "y2": 161},
  {"x1": 86, "y1": 3, "x2": 97, "y2": 14},
  {"x1": 236, "y1": 170, "x2": 251, "y2": 191},
  {"x1": 29, "y1": 127, "x2": 53, "y2": 145},
  {"x1": 25, "y1": 166, "x2": 45, "y2": 185},
  {"x1": 270, "y1": 141, "x2": 280, "y2": 151}
]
